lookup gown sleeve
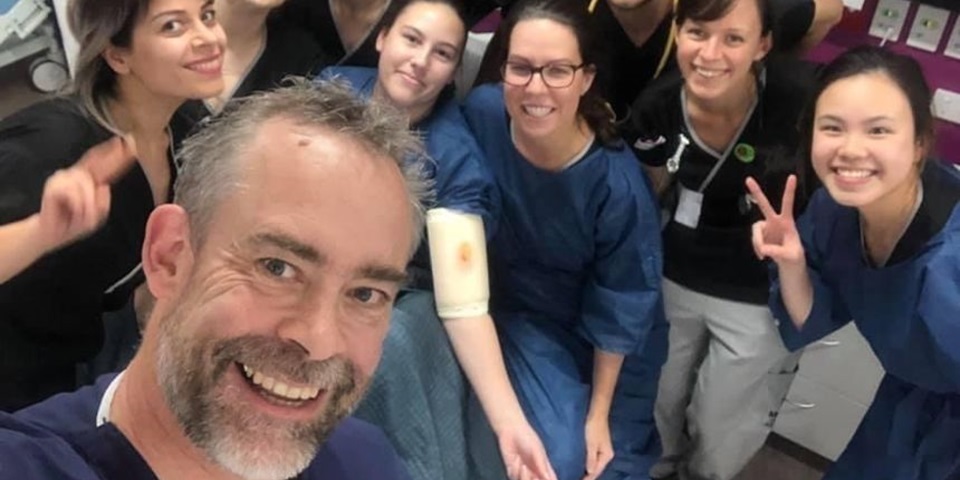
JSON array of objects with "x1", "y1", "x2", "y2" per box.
[
  {"x1": 916, "y1": 236, "x2": 960, "y2": 389},
  {"x1": 426, "y1": 108, "x2": 500, "y2": 239},
  {"x1": 769, "y1": 189, "x2": 853, "y2": 351},
  {"x1": 579, "y1": 156, "x2": 664, "y2": 354}
]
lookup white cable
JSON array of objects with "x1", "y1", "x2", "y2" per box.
[{"x1": 879, "y1": 25, "x2": 894, "y2": 48}]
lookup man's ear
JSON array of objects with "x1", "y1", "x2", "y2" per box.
[{"x1": 142, "y1": 204, "x2": 194, "y2": 300}]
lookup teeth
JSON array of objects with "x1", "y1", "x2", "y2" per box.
[
  {"x1": 188, "y1": 59, "x2": 220, "y2": 72},
  {"x1": 695, "y1": 67, "x2": 722, "y2": 78},
  {"x1": 523, "y1": 105, "x2": 553, "y2": 117},
  {"x1": 837, "y1": 168, "x2": 872, "y2": 178},
  {"x1": 239, "y1": 363, "x2": 322, "y2": 401}
]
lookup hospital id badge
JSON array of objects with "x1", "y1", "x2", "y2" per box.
[{"x1": 674, "y1": 185, "x2": 703, "y2": 229}]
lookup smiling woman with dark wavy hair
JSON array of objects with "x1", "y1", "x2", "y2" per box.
[
  {"x1": 0, "y1": 0, "x2": 226, "y2": 411},
  {"x1": 752, "y1": 45, "x2": 960, "y2": 480}
]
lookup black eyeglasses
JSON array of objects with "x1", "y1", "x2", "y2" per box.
[{"x1": 501, "y1": 61, "x2": 587, "y2": 89}]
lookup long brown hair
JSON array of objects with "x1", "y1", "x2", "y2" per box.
[
  {"x1": 493, "y1": 0, "x2": 618, "y2": 146},
  {"x1": 67, "y1": 0, "x2": 151, "y2": 132}
]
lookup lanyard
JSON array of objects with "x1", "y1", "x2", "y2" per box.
[{"x1": 675, "y1": 89, "x2": 760, "y2": 193}]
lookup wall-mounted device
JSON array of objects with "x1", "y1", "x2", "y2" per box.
[
  {"x1": 869, "y1": 0, "x2": 912, "y2": 43},
  {"x1": 944, "y1": 16, "x2": 960, "y2": 60},
  {"x1": 933, "y1": 88, "x2": 960, "y2": 126},
  {"x1": 906, "y1": 4, "x2": 951, "y2": 52},
  {"x1": 842, "y1": 0, "x2": 865, "y2": 11}
]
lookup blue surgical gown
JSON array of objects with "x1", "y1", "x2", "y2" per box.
[
  {"x1": 771, "y1": 161, "x2": 960, "y2": 479},
  {"x1": 318, "y1": 67, "x2": 495, "y2": 223},
  {"x1": 463, "y1": 84, "x2": 668, "y2": 480},
  {"x1": 318, "y1": 68, "x2": 504, "y2": 479}
]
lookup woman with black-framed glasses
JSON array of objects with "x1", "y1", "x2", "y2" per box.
[{"x1": 463, "y1": 1, "x2": 668, "y2": 478}]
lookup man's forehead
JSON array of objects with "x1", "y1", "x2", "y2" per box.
[
  {"x1": 244, "y1": 117, "x2": 387, "y2": 172},
  {"x1": 251, "y1": 117, "x2": 336, "y2": 149}
]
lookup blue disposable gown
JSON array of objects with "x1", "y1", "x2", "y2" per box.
[
  {"x1": 463, "y1": 84, "x2": 669, "y2": 480},
  {"x1": 318, "y1": 67, "x2": 496, "y2": 223},
  {"x1": 771, "y1": 162, "x2": 960, "y2": 479},
  {"x1": 0, "y1": 375, "x2": 411, "y2": 479},
  {"x1": 318, "y1": 68, "x2": 504, "y2": 479}
]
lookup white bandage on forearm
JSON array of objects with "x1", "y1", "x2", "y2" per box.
[{"x1": 427, "y1": 208, "x2": 490, "y2": 319}]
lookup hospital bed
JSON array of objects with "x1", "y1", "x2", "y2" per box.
[{"x1": 0, "y1": 0, "x2": 68, "y2": 92}]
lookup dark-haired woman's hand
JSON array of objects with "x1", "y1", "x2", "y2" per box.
[
  {"x1": 583, "y1": 413, "x2": 613, "y2": 480},
  {"x1": 745, "y1": 175, "x2": 805, "y2": 267},
  {"x1": 500, "y1": 420, "x2": 558, "y2": 480}
]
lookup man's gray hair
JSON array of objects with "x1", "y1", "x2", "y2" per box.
[{"x1": 174, "y1": 78, "x2": 431, "y2": 252}]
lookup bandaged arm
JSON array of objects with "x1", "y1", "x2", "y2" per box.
[{"x1": 427, "y1": 208, "x2": 528, "y2": 431}]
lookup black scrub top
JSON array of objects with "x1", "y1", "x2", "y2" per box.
[
  {"x1": 277, "y1": 0, "x2": 394, "y2": 67},
  {"x1": 170, "y1": 12, "x2": 329, "y2": 147},
  {"x1": 0, "y1": 98, "x2": 173, "y2": 411},
  {"x1": 277, "y1": 0, "x2": 499, "y2": 69},
  {"x1": 624, "y1": 57, "x2": 815, "y2": 304}
]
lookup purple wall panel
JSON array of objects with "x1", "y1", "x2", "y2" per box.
[{"x1": 805, "y1": 0, "x2": 960, "y2": 163}]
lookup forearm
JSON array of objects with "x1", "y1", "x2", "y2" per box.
[
  {"x1": 777, "y1": 262, "x2": 815, "y2": 329},
  {"x1": 588, "y1": 350, "x2": 625, "y2": 421},
  {"x1": 642, "y1": 164, "x2": 672, "y2": 198},
  {"x1": 443, "y1": 314, "x2": 527, "y2": 433},
  {"x1": 0, "y1": 215, "x2": 47, "y2": 284},
  {"x1": 797, "y1": 0, "x2": 843, "y2": 52}
]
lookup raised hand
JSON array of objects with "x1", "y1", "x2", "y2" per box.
[
  {"x1": 583, "y1": 414, "x2": 613, "y2": 480},
  {"x1": 36, "y1": 136, "x2": 136, "y2": 252},
  {"x1": 500, "y1": 421, "x2": 558, "y2": 480},
  {"x1": 745, "y1": 175, "x2": 805, "y2": 267}
]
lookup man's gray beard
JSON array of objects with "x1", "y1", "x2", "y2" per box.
[{"x1": 155, "y1": 308, "x2": 366, "y2": 480}]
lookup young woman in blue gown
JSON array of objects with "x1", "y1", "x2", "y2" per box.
[
  {"x1": 321, "y1": 1, "x2": 554, "y2": 479},
  {"x1": 749, "y1": 46, "x2": 960, "y2": 480}
]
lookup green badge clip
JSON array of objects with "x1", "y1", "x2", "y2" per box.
[{"x1": 734, "y1": 143, "x2": 755, "y2": 164}]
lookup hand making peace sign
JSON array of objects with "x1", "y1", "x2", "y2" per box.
[{"x1": 745, "y1": 175, "x2": 805, "y2": 267}]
